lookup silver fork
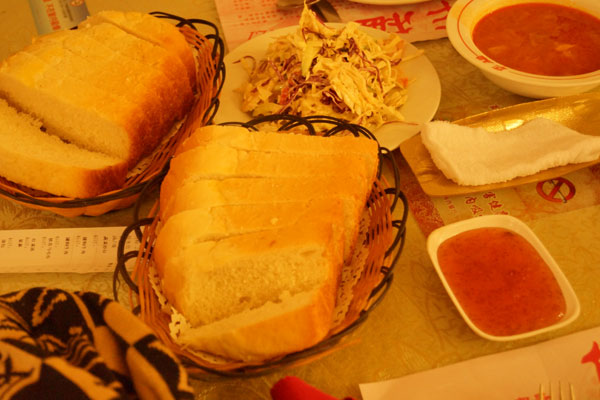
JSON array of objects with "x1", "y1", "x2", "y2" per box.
[
  {"x1": 276, "y1": 0, "x2": 320, "y2": 10},
  {"x1": 539, "y1": 382, "x2": 576, "y2": 400}
]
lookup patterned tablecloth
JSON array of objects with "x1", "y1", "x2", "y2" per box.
[{"x1": 1, "y1": 1, "x2": 599, "y2": 399}]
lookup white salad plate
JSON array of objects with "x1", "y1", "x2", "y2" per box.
[{"x1": 214, "y1": 24, "x2": 441, "y2": 150}]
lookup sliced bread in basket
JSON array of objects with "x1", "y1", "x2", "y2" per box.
[
  {"x1": 159, "y1": 142, "x2": 377, "y2": 207},
  {"x1": 153, "y1": 199, "x2": 346, "y2": 325},
  {"x1": 159, "y1": 176, "x2": 367, "y2": 262},
  {"x1": 176, "y1": 125, "x2": 380, "y2": 160},
  {"x1": 0, "y1": 98, "x2": 126, "y2": 198},
  {"x1": 153, "y1": 125, "x2": 379, "y2": 362},
  {"x1": 0, "y1": 11, "x2": 194, "y2": 197},
  {"x1": 161, "y1": 217, "x2": 343, "y2": 362}
]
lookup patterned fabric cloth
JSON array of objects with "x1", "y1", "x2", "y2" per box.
[{"x1": 0, "y1": 287, "x2": 194, "y2": 399}]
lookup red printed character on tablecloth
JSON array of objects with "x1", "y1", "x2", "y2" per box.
[
  {"x1": 582, "y1": 341, "x2": 600, "y2": 382},
  {"x1": 426, "y1": 0, "x2": 452, "y2": 30},
  {"x1": 482, "y1": 192, "x2": 509, "y2": 214},
  {"x1": 355, "y1": 11, "x2": 414, "y2": 34},
  {"x1": 464, "y1": 195, "x2": 484, "y2": 216},
  {"x1": 443, "y1": 196, "x2": 456, "y2": 211},
  {"x1": 238, "y1": 4, "x2": 288, "y2": 42}
]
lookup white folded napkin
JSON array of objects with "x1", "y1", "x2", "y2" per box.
[
  {"x1": 360, "y1": 326, "x2": 600, "y2": 399},
  {"x1": 421, "y1": 118, "x2": 600, "y2": 186}
]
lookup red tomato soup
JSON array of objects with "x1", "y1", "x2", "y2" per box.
[
  {"x1": 437, "y1": 227, "x2": 566, "y2": 336},
  {"x1": 472, "y1": 3, "x2": 600, "y2": 76}
]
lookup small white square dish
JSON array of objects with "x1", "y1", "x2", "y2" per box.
[{"x1": 426, "y1": 214, "x2": 580, "y2": 341}]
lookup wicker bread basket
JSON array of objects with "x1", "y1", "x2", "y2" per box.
[
  {"x1": 115, "y1": 115, "x2": 408, "y2": 376},
  {"x1": 0, "y1": 12, "x2": 225, "y2": 217}
]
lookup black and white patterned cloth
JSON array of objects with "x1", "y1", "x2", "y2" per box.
[{"x1": 0, "y1": 287, "x2": 194, "y2": 399}]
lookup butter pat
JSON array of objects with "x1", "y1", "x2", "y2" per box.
[{"x1": 421, "y1": 118, "x2": 600, "y2": 186}]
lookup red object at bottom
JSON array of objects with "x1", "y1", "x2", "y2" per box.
[{"x1": 270, "y1": 376, "x2": 355, "y2": 400}]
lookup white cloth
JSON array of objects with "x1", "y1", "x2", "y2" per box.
[
  {"x1": 420, "y1": 118, "x2": 600, "y2": 186},
  {"x1": 360, "y1": 325, "x2": 600, "y2": 400}
]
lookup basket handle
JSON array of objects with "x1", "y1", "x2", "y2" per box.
[{"x1": 113, "y1": 218, "x2": 154, "y2": 304}]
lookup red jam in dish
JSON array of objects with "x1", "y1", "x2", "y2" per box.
[
  {"x1": 437, "y1": 227, "x2": 566, "y2": 336},
  {"x1": 472, "y1": 3, "x2": 600, "y2": 76}
]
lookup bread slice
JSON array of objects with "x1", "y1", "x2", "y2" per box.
[
  {"x1": 160, "y1": 175, "x2": 369, "y2": 220},
  {"x1": 155, "y1": 218, "x2": 342, "y2": 361},
  {"x1": 0, "y1": 50, "x2": 154, "y2": 165},
  {"x1": 155, "y1": 198, "x2": 344, "y2": 246},
  {"x1": 177, "y1": 125, "x2": 380, "y2": 162},
  {"x1": 160, "y1": 142, "x2": 376, "y2": 201},
  {"x1": 154, "y1": 198, "x2": 347, "y2": 280},
  {"x1": 80, "y1": 10, "x2": 196, "y2": 90},
  {"x1": 0, "y1": 98, "x2": 126, "y2": 197},
  {"x1": 177, "y1": 280, "x2": 337, "y2": 362},
  {"x1": 159, "y1": 176, "x2": 369, "y2": 262}
]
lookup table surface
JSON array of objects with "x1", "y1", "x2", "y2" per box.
[{"x1": 1, "y1": 1, "x2": 599, "y2": 399}]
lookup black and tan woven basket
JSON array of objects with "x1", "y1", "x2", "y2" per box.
[
  {"x1": 0, "y1": 12, "x2": 225, "y2": 217},
  {"x1": 115, "y1": 115, "x2": 408, "y2": 376}
]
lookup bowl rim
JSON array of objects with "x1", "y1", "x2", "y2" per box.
[
  {"x1": 426, "y1": 214, "x2": 581, "y2": 342},
  {"x1": 446, "y1": 0, "x2": 600, "y2": 87}
]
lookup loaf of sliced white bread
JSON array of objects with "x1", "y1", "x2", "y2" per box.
[
  {"x1": 153, "y1": 125, "x2": 380, "y2": 362},
  {"x1": 0, "y1": 11, "x2": 194, "y2": 198}
]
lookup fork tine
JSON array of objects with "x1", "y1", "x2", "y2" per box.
[
  {"x1": 561, "y1": 382, "x2": 576, "y2": 400},
  {"x1": 539, "y1": 382, "x2": 551, "y2": 400},
  {"x1": 539, "y1": 382, "x2": 576, "y2": 400},
  {"x1": 568, "y1": 382, "x2": 576, "y2": 400},
  {"x1": 557, "y1": 381, "x2": 562, "y2": 400}
]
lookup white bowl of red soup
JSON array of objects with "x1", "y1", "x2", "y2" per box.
[
  {"x1": 446, "y1": 0, "x2": 600, "y2": 98},
  {"x1": 426, "y1": 215, "x2": 580, "y2": 341}
]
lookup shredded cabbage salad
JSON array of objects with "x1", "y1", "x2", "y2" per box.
[{"x1": 237, "y1": 6, "x2": 420, "y2": 130}]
